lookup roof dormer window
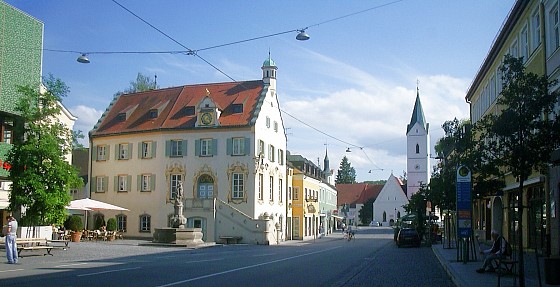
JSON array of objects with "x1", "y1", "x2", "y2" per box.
[
  {"x1": 148, "y1": 109, "x2": 158, "y2": 119},
  {"x1": 184, "y1": 106, "x2": 195, "y2": 116},
  {"x1": 232, "y1": 104, "x2": 243, "y2": 114},
  {"x1": 117, "y1": 113, "x2": 126, "y2": 122}
]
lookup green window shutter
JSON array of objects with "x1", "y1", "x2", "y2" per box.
[
  {"x1": 115, "y1": 144, "x2": 119, "y2": 160},
  {"x1": 92, "y1": 177, "x2": 97, "y2": 192},
  {"x1": 152, "y1": 141, "x2": 157, "y2": 158},
  {"x1": 165, "y1": 140, "x2": 171, "y2": 157},
  {"x1": 150, "y1": 174, "x2": 156, "y2": 191},
  {"x1": 128, "y1": 143, "x2": 133, "y2": 159},
  {"x1": 127, "y1": 175, "x2": 132, "y2": 191},
  {"x1": 137, "y1": 175, "x2": 141, "y2": 191},
  {"x1": 212, "y1": 139, "x2": 218, "y2": 155},
  {"x1": 182, "y1": 140, "x2": 188, "y2": 156},
  {"x1": 92, "y1": 146, "x2": 98, "y2": 161},
  {"x1": 138, "y1": 142, "x2": 142, "y2": 158},
  {"x1": 106, "y1": 145, "x2": 111, "y2": 160},
  {"x1": 195, "y1": 140, "x2": 201, "y2": 156},
  {"x1": 226, "y1": 138, "x2": 232, "y2": 155},
  {"x1": 104, "y1": 176, "x2": 109, "y2": 192},
  {"x1": 114, "y1": 176, "x2": 118, "y2": 192},
  {"x1": 244, "y1": 138, "x2": 251, "y2": 155}
]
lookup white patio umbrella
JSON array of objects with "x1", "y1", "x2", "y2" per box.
[
  {"x1": 67, "y1": 198, "x2": 129, "y2": 211},
  {"x1": 66, "y1": 198, "x2": 129, "y2": 229}
]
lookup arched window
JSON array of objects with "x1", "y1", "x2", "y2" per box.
[
  {"x1": 382, "y1": 211, "x2": 387, "y2": 222},
  {"x1": 397, "y1": 211, "x2": 401, "y2": 218},
  {"x1": 198, "y1": 174, "x2": 214, "y2": 199},
  {"x1": 416, "y1": 144, "x2": 420, "y2": 154}
]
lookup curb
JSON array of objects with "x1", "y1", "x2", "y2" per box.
[{"x1": 432, "y1": 245, "x2": 464, "y2": 287}]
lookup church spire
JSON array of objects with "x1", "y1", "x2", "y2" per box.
[
  {"x1": 406, "y1": 87, "x2": 427, "y2": 134},
  {"x1": 323, "y1": 145, "x2": 330, "y2": 173}
]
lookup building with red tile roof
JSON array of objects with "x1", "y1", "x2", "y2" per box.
[{"x1": 89, "y1": 56, "x2": 287, "y2": 244}]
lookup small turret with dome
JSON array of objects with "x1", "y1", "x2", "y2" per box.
[{"x1": 262, "y1": 52, "x2": 277, "y2": 88}]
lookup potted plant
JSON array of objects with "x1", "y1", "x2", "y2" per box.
[
  {"x1": 66, "y1": 215, "x2": 84, "y2": 242},
  {"x1": 106, "y1": 218, "x2": 117, "y2": 241}
]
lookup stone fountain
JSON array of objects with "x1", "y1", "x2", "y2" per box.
[{"x1": 152, "y1": 181, "x2": 205, "y2": 246}]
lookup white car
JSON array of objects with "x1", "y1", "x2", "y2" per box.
[{"x1": 369, "y1": 220, "x2": 381, "y2": 227}]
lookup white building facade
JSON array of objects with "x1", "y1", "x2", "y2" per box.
[
  {"x1": 406, "y1": 90, "x2": 430, "y2": 198},
  {"x1": 89, "y1": 57, "x2": 287, "y2": 244}
]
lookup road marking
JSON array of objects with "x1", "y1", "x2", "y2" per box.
[
  {"x1": 0, "y1": 269, "x2": 24, "y2": 273},
  {"x1": 77, "y1": 267, "x2": 141, "y2": 277},
  {"x1": 154, "y1": 246, "x2": 343, "y2": 287},
  {"x1": 54, "y1": 263, "x2": 89, "y2": 268}
]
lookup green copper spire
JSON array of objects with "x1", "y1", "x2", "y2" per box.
[{"x1": 407, "y1": 88, "x2": 427, "y2": 134}]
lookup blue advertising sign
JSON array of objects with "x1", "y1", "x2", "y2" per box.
[{"x1": 456, "y1": 165, "x2": 472, "y2": 238}]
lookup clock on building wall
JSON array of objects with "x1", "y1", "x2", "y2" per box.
[{"x1": 200, "y1": 112, "x2": 213, "y2": 125}]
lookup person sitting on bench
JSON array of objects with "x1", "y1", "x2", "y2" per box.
[{"x1": 476, "y1": 230, "x2": 507, "y2": 273}]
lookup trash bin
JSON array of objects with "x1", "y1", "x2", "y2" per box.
[{"x1": 545, "y1": 257, "x2": 560, "y2": 285}]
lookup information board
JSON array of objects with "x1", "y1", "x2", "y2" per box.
[{"x1": 456, "y1": 165, "x2": 472, "y2": 238}]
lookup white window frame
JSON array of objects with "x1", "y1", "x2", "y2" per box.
[
  {"x1": 258, "y1": 174, "x2": 263, "y2": 200},
  {"x1": 521, "y1": 24, "x2": 529, "y2": 62},
  {"x1": 170, "y1": 140, "x2": 183, "y2": 157},
  {"x1": 118, "y1": 143, "x2": 129, "y2": 160},
  {"x1": 531, "y1": 8, "x2": 541, "y2": 52},
  {"x1": 96, "y1": 176, "x2": 106, "y2": 192},
  {"x1": 278, "y1": 178, "x2": 283, "y2": 203},
  {"x1": 200, "y1": 138, "x2": 213, "y2": 156},
  {"x1": 142, "y1": 141, "x2": 152, "y2": 159},
  {"x1": 97, "y1": 145, "x2": 107, "y2": 161},
  {"x1": 117, "y1": 215, "x2": 127, "y2": 232},
  {"x1": 170, "y1": 174, "x2": 182, "y2": 199},
  {"x1": 278, "y1": 149, "x2": 284, "y2": 165},
  {"x1": 232, "y1": 173, "x2": 244, "y2": 199},
  {"x1": 140, "y1": 215, "x2": 151, "y2": 232},
  {"x1": 141, "y1": 174, "x2": 151, "y2": 192},
  {"x1": 551, "y1": 3, "x2": 560, "y2": 51},
  {"x1": 258, "y1": 140, "x2": 265, "y2": 157},
  {"x1": 269, "y1": 176, "x2": 274, "y2": 202},
  {"x1": 232, "y1": 137, "x2": 245, "y2": 156},
  {"x1": 266, "y1": 117, "x2": 271, "y2": 128},
  {"x1": 118, "y1": 175, "x2": 128, "y2": 192},
  {"x1": 273, "y1": 121, "x2": 278, "y2": 132},
  {"x1": 268, "y1": 144, "x2": 275, "y2": 162}
]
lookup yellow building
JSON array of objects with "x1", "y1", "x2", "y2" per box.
[{"x1": 465, "y1": 0, "x2": 550, "y2": 253}]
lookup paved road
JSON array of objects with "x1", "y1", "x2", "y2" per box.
[{"x1": 0, "y1": 227, "x2": 453, "y2": 287}]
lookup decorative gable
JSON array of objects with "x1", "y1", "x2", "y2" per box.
[{"x1": 197, "y1": 91, "x2": 221, "y2": 127}]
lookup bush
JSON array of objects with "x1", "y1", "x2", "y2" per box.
[
  {"x1": 66, "y1": 215, "x2": 83, "y2": 232},
  {"x1": 94, "y1": 216, "x2": 106, "y2": 230},
  {"x1": 106, "y1": 218, "x2": 117, "y2": 231}
]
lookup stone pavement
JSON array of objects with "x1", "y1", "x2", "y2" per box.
[{"x1": 432, "y1": 242, "x2": 556, "y2": 287}]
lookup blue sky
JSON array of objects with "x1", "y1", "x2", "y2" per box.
[{"x1": 5, "y1": 0, "x2": 515, "y2": 182}]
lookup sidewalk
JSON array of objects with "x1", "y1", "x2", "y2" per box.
[{"x1": 432, "y1": 242, "x2": 556, "y2": 287}]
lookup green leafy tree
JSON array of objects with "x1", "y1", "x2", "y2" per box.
[
  {"x1": 475, "y1": 55, "x2": 560, "y2": 286},
  {"x1": 115, "y1": 73, "x2": 159, "y2": 96},
  {"x1": 7, "y1": 75, "x2": 83, "y2": 226},
  {"x1": 358, "y1": 197, "x2": 375, "y2": 224},
  {"x1": 335, "y1": 156, "x2": 356, "y2": 184}
]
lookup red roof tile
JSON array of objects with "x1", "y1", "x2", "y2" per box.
[
  {"x1": 336, "y1": 183, "x2": 385, "y2": 206},
  {"x1": 91, "y1": 80, "x2": 263, "y2": 136}
]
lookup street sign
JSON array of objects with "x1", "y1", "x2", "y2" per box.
[{"x1": 456, "y1": 165, "x2": 472, "y2": 238}]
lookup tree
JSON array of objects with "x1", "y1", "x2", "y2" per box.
[
  {"x1": 115, "y1": 73, "x2": 158, "y2": 96},
  {"x1": 358, "y1": 197, "x2": 375, "y2": 224},
  {"x1": 335, "y1": 156, "x2": 356, "y2": 184},
  {"x1": 7, "y1": 75, "x2": 83, "y2": 226},
  {"x1": 475, "y1": 55, "x2": 560, "y2": 286}
]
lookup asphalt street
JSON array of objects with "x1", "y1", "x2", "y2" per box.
[{"x1": 0, "y1": 227, "x2": 453, "y2": 287}]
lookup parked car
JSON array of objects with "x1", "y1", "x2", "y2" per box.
[
  {"x1": 396, "y1": 228, "x2": 421, "y2": 247},
  {"x1": 369, "y1": 220, "x2": 381, "y2": 227}
]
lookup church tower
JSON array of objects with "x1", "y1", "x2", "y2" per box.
[
  {"x1": 406, "y1": 88, "x2": 430, "y2": 198},
  {"x1": 261, "y1": 52, "x2": 277, "y2": 90},
  {"x1": 323, "y1": 146, "x2": 334, "y2": 185}
]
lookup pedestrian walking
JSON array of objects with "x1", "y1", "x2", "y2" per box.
[{"x1": 4, "y1": 215, "x2": 18, "y2": 264}]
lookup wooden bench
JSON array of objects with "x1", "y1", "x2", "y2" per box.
[
  {"x1": 47, "y1": 239, "x2": 70, "y2": 249},
  {"x1": 219, "y1": 236, "x2": 242, "y2": 244},
  {"x1": 16, "y1": 238, "x2": 55, "y2": 257}
]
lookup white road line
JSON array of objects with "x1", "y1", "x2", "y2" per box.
[
  {"x1": 184, "y1": 258, "x2": 223, "y2": 264},
  {"x1": 0, "y1": 269, "x2": 24, "y2": 273},
  {"x1": 54, "y1": 263, "x2": 89, "y2": 268},
  {"x1": 77, "y1": 267, "x2": 141, "y2": 277},
  {"x1": 154, "y1": 246, "x2": 343, "y2": 287}
]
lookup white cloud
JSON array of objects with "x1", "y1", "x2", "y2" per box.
[{"x1": 69, "y1": 105, "x2": 103, "y2": 147}]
